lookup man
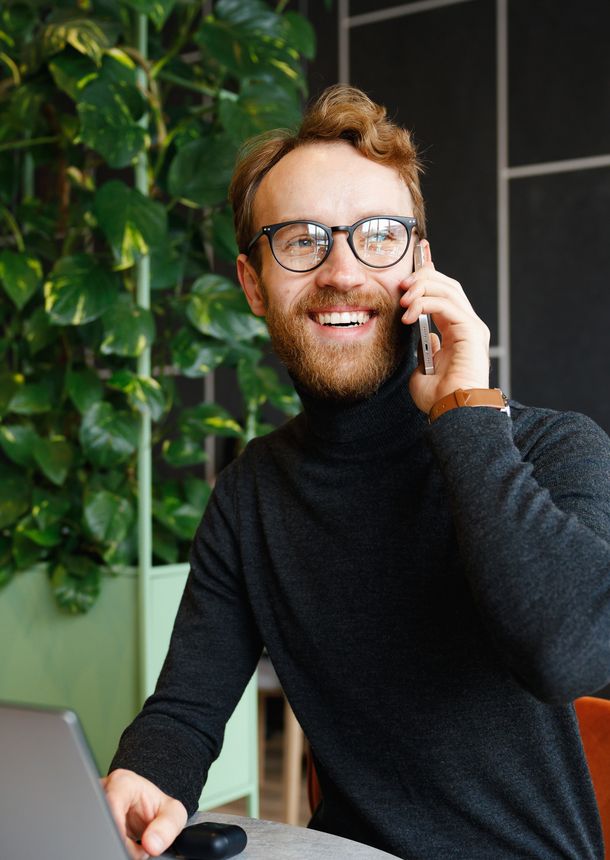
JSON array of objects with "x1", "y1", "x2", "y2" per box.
[{"x1": 104, "y1": 86, "x2": 610, "y2": 859}]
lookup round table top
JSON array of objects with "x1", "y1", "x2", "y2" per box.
[{"x1": 191, "y1": 812, "x2": 401, "y2": 860}]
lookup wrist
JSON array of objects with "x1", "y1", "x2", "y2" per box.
[{"x1": 428, "y1": 388, "x2": 511, "y2": 423}]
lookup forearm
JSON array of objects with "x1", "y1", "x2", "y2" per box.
[
  {"x1": 111, "y1": 467, "x2": 263, "y2": 814},
  {"x1": 427, "y1": 405, "x2": 610, "y2": 702}
]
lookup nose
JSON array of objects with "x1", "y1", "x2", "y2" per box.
[{"x1": 312, "y1": 231, "x2": 366, "y2": 292}]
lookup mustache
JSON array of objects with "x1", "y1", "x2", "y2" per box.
[{"x1": 294, "y1": 289, "x2": 395, "y2": 314}]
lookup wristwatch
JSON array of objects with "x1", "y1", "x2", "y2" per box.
[{"x1": 428, "y1": 388, "x2": 511, "y2": 423}]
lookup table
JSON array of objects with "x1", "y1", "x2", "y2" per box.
[{"x1": 190, "y1": 812, "x2": 401, "y2": 859}]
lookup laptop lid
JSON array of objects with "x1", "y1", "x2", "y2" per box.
[{"x1": 0, "y1": 702, "x2": 166, "y2": 860}]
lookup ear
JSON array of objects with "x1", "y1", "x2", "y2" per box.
[{"x1": 236, "y1": 254, "x2": 266, "y2": 316}]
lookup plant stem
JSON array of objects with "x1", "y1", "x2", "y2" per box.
[
  {"x1": 149, "y1": 3, "x2": 200, "y2": 80},
  {"x1": 1, "y1": 206, "x2": 25, "y2": 252},
  {"x1": 0, "y1": 136, "x2": 59, "y2": 153}
]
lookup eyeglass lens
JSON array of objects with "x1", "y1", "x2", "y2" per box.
[{"x1": 272, "y1": 218, "x2": 409, "y2": 271}]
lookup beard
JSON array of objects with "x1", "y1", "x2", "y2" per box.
[{"x1": 261, "y1": 284, "x2": 408, "y2": 401}]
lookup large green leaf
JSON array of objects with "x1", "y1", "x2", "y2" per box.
[
  {"x1": 44, "y1": 255, "x2": 119, "y2": 325},
  {"x1": 66, "y1": 368, "x2": 103, "y2": 413},
  {"x1": 179, "y1": 403, "x2": 243, "y2": 438},
  {"x1": 282, "y1": 11, "x2": 316, "y2": 59},
  {"x1": 0, "y1": 250, "x2": 42, "y2": 310},
  {"x1": 9, "y1": 377, "x2": 54, "y2": 415},
  {"x1": 23, "y1": 307, "x2": 59, "y2": 355},
  {"x1": 79, "y1": 401, "x2": 139, "y2": 468},
  {"x1": 33, "y1": 436, "x2": 73, "y2": 486},
  {"x1": 197, "y1": 0, "x2": 283, "y2": 80},
  {"x1": 152, "y1": 494, "x2": 201, "y2": 542},
  {"x1": 150, "y1": 241, "x2": 185, "y2": 290},
  {"x1": 215, "y1": 0, "x2": 284, "y2": 35},
  {"x1": 184, "y1": 477, "x2": 212, "y2": 512},
  {"x1": 186, "y1": 274, "x2": 268, "y2": 342},
  {"x1": 17, "y1": 515, "x2": 62, "y2": 548},
  {"x1": 197, "y1": 0, "x2": 305, "y2": 91},
  {"x1": 39, "y1": 13, "x2": 119, "y2": 65},
  {"x1": 107, "y1": 370, "x2": 165, "y2": 420},
  {"x1": 219, "y1": 78, "x2": 300, "y2": 145},
  {"x1": 76, "y1": 57, "x2": 147, "y2": 167},
  {"x1": 171, "y1": 328, "x2": 228, "y2": 377},
  {"x1": 31, "y1": 488, "x2": 71, "y2": 530},
  {"x1": 100, "y1": 295, "x2": 156, "y2": 357},
  {"x1": 0, "y1": 465, "x2": 29, "y2": 528},
  {"x1": 0, "y1": 423, "x2": 38, "y2": 467},
  {"x1": 12, "y1": 531, "x2": 42, "y2": 569},
  {"x1": 48, "y1": 49, "x2": 98, "y2": 101},
  {"x1": 51, "y1": 556, "x2": 101, "y2": 614},
  {"x1": 152, "y1": 522, "x2": 179, "y2": 564},
  {"x1": 167, "y1": 134, "x2": 237, "y2": 207},
  {"x1": 162, "y1": 436, "x2": 207, "y2": 468},
  {"x1": 94, "y1": 180, "x2": 168, "y2": 269},
  {"x1": 210, "y1": 208, "x2": 238, "y2": 263},
  {"x1": 0, "y1": 372, "x2": 23, "y2": 417},
  {"x1": 84, "y1": 489, "x2": 134, "y2": 543}
]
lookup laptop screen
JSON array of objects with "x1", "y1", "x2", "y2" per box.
[{"x1": 0, "y1": 703, "x2": 137, "y2": 860}]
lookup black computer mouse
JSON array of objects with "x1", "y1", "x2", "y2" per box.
[{"x1": 167, "y1": 821, "x2": 247, "y2": 860}]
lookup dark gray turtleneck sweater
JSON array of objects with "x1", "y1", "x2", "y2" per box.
[{"x1": 111, "y1": 349, "x2": 610, "y2": 859}]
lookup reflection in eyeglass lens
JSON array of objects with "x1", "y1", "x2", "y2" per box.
[
  {"x1": 357, "y1": 218, "x2": 407, "y2": 261},
  {"x1": 275, "y1": 223, "x2": 329, "y2": 262}
]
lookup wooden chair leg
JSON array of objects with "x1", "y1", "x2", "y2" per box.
[{"x1": 282, "y1": 698, "x2": 304, "y2": 826}]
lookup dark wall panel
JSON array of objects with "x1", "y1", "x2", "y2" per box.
[
  {"x1": 349, "y1": 0, "x2": 498, "y2": 340},
  {"x1": 350, "y1": 0, "x2": 427, "y2": 14},
  {"x1": 509, "y1": 0, "x2": 610, "y2": 166},
  {"x1": 510, "y1": 167, "x2": 610, "y2": 433},
  {"x1": 301, "y1": 1, "x2": 339, "y2": 99}
]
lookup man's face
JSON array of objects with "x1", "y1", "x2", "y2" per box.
[{"x1": 237, "y1": 141, "x2": 417, "y2": 400}]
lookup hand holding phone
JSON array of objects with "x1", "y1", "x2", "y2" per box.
[{"x1": 414, "y1": 241, "x2": 435, "y2": 375}]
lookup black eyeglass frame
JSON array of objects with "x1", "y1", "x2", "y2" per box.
[{"x1": 243, "y1": 215, "x2": 418, "y2": 273}]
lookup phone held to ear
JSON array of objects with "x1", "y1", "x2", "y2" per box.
[{"x1": 414, "y1": 242, "x2": 435, "y2": 375}]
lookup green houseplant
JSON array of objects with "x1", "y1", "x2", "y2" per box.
[{"x1": 0, "y1": 0, "x2": 315, "y2": 613}]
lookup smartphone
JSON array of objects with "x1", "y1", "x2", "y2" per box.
[{"x1": 414, "y1": 242, "x2": 435, "y2": 375}]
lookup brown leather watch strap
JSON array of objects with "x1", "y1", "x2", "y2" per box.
[{"x1": 428, "y1": 388, "x2": 511, "y2": 423}]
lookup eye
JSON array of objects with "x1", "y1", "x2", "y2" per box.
[
  {"x1": 286, "y1": 235, "x2": 316, "y2": 250},
  {"x1": 356, "y1": 219, "x2": 407, "y2": 255},
  {"x1": 274, "y1": 224, "x2": 328, "y2": 257}
]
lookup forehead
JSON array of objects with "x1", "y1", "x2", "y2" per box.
[{"x1": 253, "y1": 141, "x2": 413, "y2": 226}]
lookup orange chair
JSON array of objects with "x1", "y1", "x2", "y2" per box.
[
  {"x1": 306, "y1": 747, "x2": 322, "y2": 815},
  {"x1": 575, "y1": 696, "x2": 610, "y2": 856}
]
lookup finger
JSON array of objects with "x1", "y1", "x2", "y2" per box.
[
  {"x1": 124, "y1": 837, "x2": 150, "y2": 860},
  {"x1": 402, "y1": 296, "x2": 476, "y2": 326},
  {"x1": 140, "y1": 799, "x2": 187, "y2": 857},
  {"x1": 430, "y1": 332, "x2": 442, "y2": 357},
  {"x1": 400, "y1": 274, "x2": 471, "y2": 311}
]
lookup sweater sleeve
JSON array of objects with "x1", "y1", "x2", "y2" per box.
[
  {"x1": 109, "y1": 463, "x2": 263, "y2": 815},
  {"x1": 426, "y1": 403, "x2": 610, "y2": 704}
]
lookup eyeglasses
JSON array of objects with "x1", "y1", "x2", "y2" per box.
[{"x1": 243, "y1": 215, "x2": 418, "y2": 273}]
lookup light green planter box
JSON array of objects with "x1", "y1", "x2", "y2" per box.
[{"x1": 0, "y1": 566, "x2": 258, "y2": 814}]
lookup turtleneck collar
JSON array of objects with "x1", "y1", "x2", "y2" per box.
[{"x1": 294, "y1": 331, "x2": 427, "y2": 447}]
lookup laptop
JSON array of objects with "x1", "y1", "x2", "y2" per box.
[{"x1": 0, "y1": 701, "x2": 175, "y2": 860}]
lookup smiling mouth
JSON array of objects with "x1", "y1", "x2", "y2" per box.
[{"x1": 311, "y1": 310, "x2": 375, "y2": 328}]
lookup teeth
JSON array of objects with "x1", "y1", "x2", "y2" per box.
[{"x1": 316, "y1": 311, "x2": 371, "y2": 327}]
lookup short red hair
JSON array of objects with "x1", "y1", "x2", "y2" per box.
[{"x1": 229, "y1": 84, "x2": 426, "y2": 266}]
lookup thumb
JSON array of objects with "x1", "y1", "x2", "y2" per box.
[{"x1": 140, "y1": 800, "x2": 187, "y2": 857}]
